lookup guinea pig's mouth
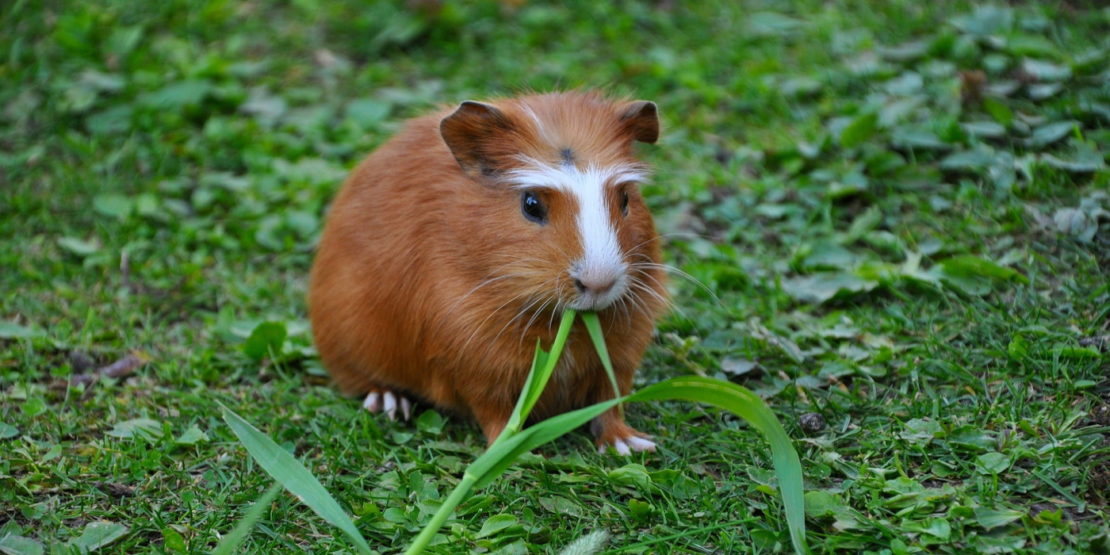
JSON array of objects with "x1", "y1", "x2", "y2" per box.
[{"x1": 566, "y1": 273, "x2": 629, "y2": 312}]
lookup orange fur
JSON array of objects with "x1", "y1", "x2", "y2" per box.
[{"x1": 308, "y1": 91, "x2": 668, "y2": 448}]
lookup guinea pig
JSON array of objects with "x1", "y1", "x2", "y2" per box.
[{"x1": 308, "y1": 91, "x2": 668, "y2": 454}]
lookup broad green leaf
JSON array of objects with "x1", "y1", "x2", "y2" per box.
[
  {"x1": 0, "y1": 533, "x2": 43, "y2": 555},
  {"x1": 1027, "y1": 121, "x2": 1078, "y2": 148},
  {"x1": 782, "y1": 272, "x2": 877, "y2": 304},
  {"x1": 974, "y1": 507, "x2": 1024, "y2": 529},
  {"x1": 476, "y1": 514, "x2": 517, "y2": 538},
  {"x1": 66, "y1": 522, "x2": 128, "y2": 552},
  {"x1": 839, "y1": 112, "x2": 879, "y2": 148},
  {"x1": 961, "y1": 121, "x2": 1006, "y2": 138},
  {"x1": 106, "y1": 418, "x2": 163, "y2": 440},
  {"x1": 1041, "y1": 144, "x2": 1105, "y2": 173},
  {"x1": 1021, "y1": 59, "x2": 1071, "y2": 81},
  {"x1": 93, "y1": 194, "x2": 133, "y2": 220},
  {"x1": 940, "y1": 148, "x2": 994, "y2": 171},
  {"x1": 220, "y1": 405, "x2": 372, "y2": 555},
  {"x1": 0, "y1": 423, "x2": 18, "y2": 439},
  {"x1": 0, "y1": 322, "x2": 42, "y2": 339},
  {"x1": 174, "y1": 425, "x2": 209, "y2": 446},
  {"x1": 982, "y1": 97, "x2": 1013, "y2": 126},
  {"x1": 1053, "y1": 208, "x2": 1098, "y2": 242},
  {"x1": 243, "y1": 321, "x2": 287, "y2": 361},
  {"x1": 975, "y1": 452, "x2": 1011, "y2": 475},
  {"x1": 213, "y1": 483, "x2": 282, "y2": 555},
  {"x1": 139, "y1": 79, "x2": 213, "y2": 110},
  {"x1": 57, "y1": 237, "x2": 101, "y2": 256}
]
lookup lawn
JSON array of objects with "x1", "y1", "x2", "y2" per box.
[{"x1": 2, "y1": 0, "x2": 1108, "y2": 553}]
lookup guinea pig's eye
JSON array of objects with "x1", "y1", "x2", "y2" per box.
[
  {"x1": 521, "y1": 190, "x2": 547, "y2": 224},
  {"x1": 620, "y1": 189, "x2": 630, "y2": 217}
]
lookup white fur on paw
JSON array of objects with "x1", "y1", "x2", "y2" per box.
[
  {"x1": 362, "y1": 392, "x2": 381, "y2": 412},
  {"x1": 598, "y1": 436, "x2": 656, "y2": 455},
  {"x1": 383, "y1": 391, "x2": 398, "y2": 420},
  {"x1": 626, "y1": 436, "x2": 656, "y2": 452},
  {"x1": 400, "y1": 397, "x2": 412, "y2": 421}
]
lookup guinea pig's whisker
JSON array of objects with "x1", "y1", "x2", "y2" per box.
[
  {"x1": 457, "y1": 286, "x2": 537, "y2": 358},
  {"x1": 628, "y1": 258, "x2": 720, "y2": 305},
  {"x1": 447, "y1": 273, "x2": 520, "y2": 315},
  {"x1": 492, "y1": 276, "x2": 559, "y2": 348},
  {"x1": 520, "y1": 297, "x2": 557, "y2": 345}
]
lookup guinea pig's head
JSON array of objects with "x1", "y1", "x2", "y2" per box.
[{"x1": 440, "y1": 92, "x2": 663, "y2": 315}]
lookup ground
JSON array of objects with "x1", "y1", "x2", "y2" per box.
[{"x1": 1, "y1": 1, "x2": 1108, "y2": 553}]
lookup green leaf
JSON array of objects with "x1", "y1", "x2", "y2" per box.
[
  {"x1": 140, "y1": 79, "x2": 213, "y2": 111},
  {"x1": 0, "y1": 423, "x2": 18, "y2": 439},
  {"x1": 781, "y1": 272, "x2": 877, "y2": 304},
  {"x1": 0, "y1": 533, "x2": 43, "y2": 555},
  {"x1": 608, "y1": 463, "x2": 653, "y2": 489},
  {"x1": 212, "y1": 483, "x2": 282, "y2": 555},
  {"x1": 1020, "y1": 59, "x2": 1071, "y2": 81},
  {"x1": 243, "y1": 321, "x2": 287, "y2": 361},
  {"x1": 982, "y1": 97, "x2": 1013, "y2": 126},
  {"x1": 961, "y1": 121, "x2": 1006, "y2": 138},
  {"x1": 106, "y1": 418, "x2": 164, "y2": 440},
  {"x1": 66, "y1": 522, "x2": 128, "y2": 552},
  {"x1": 929, "y1": 255, "x2": 1027, "y2": 295},
  {"x1": 220, "y1": 405, "x2": 372, "y2": 554},
  {"x1": 174, "y1": 425, "x2": 209, "y2": 446},
  {"x1": 1053, "y1": 208, "x2": 1099, "y2": 242},
  {"x1": 476, "y1": 514, "x2": 517, "y2": 538},
  {"x1": 974, "y1": 507, "x2": 1024, "y2": 530},
  {"x1": 839, "y1": 112, "x2": 879, "y2": 148},
  {"x1": 1026, "y1": 121, "x2": 1078, "y2": 148},
  {"x1": 975, "y1": 452, "x2": 1011, "y2": 475},
  {"x1": 57, "y1": 237, "x2": 101, "y2": 256},
  {"x1": 345, "y1": 98, "x2": 390, "y2": 127},
  {"x1": 93, "y1": 194, "x2": 133, "y2": 220},
  {"x1": 940, "y1": 148, "x2": 995, "y2": 171},
  {"x1": 0, "y1": 321, "x2": 42, "y2": 339},
  {"x1": 161, "y1": 527, "x2": 187, "y2": 552}
]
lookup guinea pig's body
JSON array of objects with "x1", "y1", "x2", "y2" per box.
[{"x1": 309, "y1": 91, "x2": 667, "y2": 453}]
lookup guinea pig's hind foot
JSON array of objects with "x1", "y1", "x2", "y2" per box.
[
  {"x1": 361, "y1": 387, "x2": 413, "y2": 421},
  {"x1": 594, "y1": 420, "x2": 656, "y2": 456}
]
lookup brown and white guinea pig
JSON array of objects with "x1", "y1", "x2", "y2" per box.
[{"x1": 308, "y1": 91, "x2": 668, "y2": 454}]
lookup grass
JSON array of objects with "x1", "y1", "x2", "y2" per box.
[{"x1": 2, "y1": 0, "x2": 1109, "y2": 552}]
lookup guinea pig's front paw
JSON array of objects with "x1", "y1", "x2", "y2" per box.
[
  {"x1": 361, "y1": 388, "x2": 413, "y2": 421},
  {"x1": 595, "y1": 421, "x2": 656, "y2": 456}
]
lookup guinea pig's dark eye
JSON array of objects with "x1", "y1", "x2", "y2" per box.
[
  {"x1": 521, "y1": 191, "x2": 547, "y2": 224},
  {"x1": 620, "y1": 189, "x2": 630, "y2": 217}
]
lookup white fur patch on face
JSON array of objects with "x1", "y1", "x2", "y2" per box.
[{"x1": 505, "y1": 157, "x2": 647, "y2": 310}]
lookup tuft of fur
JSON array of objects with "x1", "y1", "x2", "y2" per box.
[{"x1": 308, "y1": 91, "x2": 668, "y2": 447}]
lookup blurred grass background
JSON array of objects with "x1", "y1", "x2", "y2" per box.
[{"x1": 1, "y1": 1, "x2": 1108, "y2": 552}]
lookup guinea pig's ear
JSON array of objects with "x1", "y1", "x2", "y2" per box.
[
  {"x1": 619, "y1": 100, "x2": 660, "y2": 144},
  {"x1": 440, "y1": 101, "x2": 514, "y2": 178}
]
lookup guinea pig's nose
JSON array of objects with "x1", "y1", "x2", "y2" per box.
[{"x1": 574, "y1": 276, "x2": 616, "y2": 295}]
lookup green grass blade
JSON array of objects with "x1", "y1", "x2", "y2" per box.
[
  {"x1": 581, "y1": 312, "x2": 621, "y2": 405},
  {"x1": 515, "y1": 309, "x2": 576, "y2": 427},
  {"x1": 626, "y1": 377, "x2": 809, "y2": 554},
  {"x1": 470, "y1": 398, "x2": 622, "y2": 490},
  {"x1": 220, "y1": 404, "x2": 373, "y2": 555},
  {"x1": 212, "y1": 482, "x2": 282, "y2": 555}
]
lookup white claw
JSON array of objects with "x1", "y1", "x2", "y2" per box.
[
  {"x1": 597, "y1": 444, "x2": 607, "y2": 455},
  {"x1": 362, "y1": 392, "x2": 381, "y2": 412},
  {"x1": 626, "y1": 436, "x2": 656, "y2": 452},
  {"x1": 400, "y1": 397, "x2": 413, "y2": 421},
  {"x1": 383, "y1": 391, "x2": 398, "y2": 420}
]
